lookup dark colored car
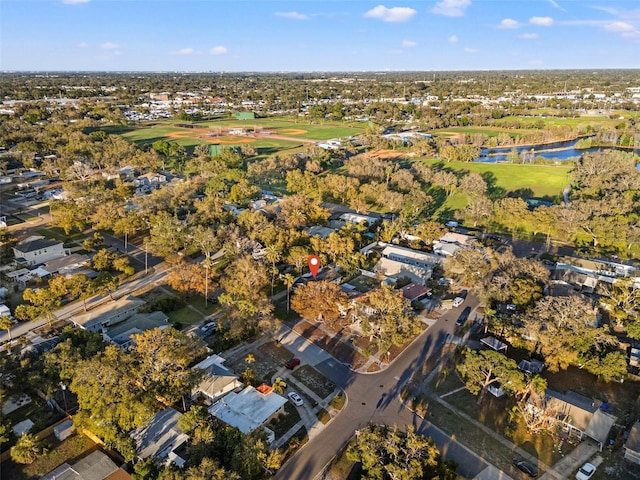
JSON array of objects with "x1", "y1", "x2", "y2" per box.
[
  {"x1": 456, "y1": 306, "x2": 472, "y2": 326},
  {"x1": 512, "y1": 459, "x2": 538, "y2": 478},
  {"x1": 285, "y1": 357, "x2": 300, "y2": 369}
]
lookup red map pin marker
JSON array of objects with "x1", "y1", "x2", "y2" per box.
[{"x1": 308, "y1": 255, "x2": 321, "y2": 278}]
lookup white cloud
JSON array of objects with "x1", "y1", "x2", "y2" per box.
[
  {"x1": 499, "y1": 18, "x2": 520, "y2": 29},
  {"x1": 464, "y1": 47, "x2": 479, "y2": 53},
  {"x1": 364, "y1": 5, "x2": 417, "y2": 23},
  {"x1": 431, "y1": 0, "x2": 471, "y2": 17},
  {"x1": 603, "y1": 21, "x2": 640, "y2": 38},
  {"x1": 519, "y1": 33, "x2": 539, "y2": 39},
  {"x1": 548, "y1": 0, "x2": 565, "y2": 11},
  {"x1": 62, "y1": 0, "x2": 90, "y2": 4},
  {"x1": 77, "y1": 42, "x2": 90, "y2": 48},
  {"x1": 209, "y1": 46, "x2": 228, "y2": 55},
  {"x1": 604, "y1": 21, "x2": 635, "y2": 32},
  {"x1": 100, "y1": 42, "x2": 119, "y2": 50},
  {"x1": 529, "y1": 16, "x2": 554, "y2": 26},
  {"x1": 275, "y1": 11, "x2": 309, "y2": 20},
  {"x1": 170, "y1": 48, "x2": 195, "y2": 55},
  {"x1": 401, "y1": 40, "x2": 417, "y2": 47},
  {"x1": 448, "y1": 35, "x2": 459, "y2": 43}
]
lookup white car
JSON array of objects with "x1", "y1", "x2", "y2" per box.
[
  {"x1": 575, "y1": 462, "x2": 596, "y2": 480},
  {"x1": 288, "y1": 391, "x2": 304, "y2": 406},
  {"x1": 200, "y1": 321, "x2": 217, "y2": 334},
  {"x1": 452, "y1": 297, "x2": 464, "y2": 308}
]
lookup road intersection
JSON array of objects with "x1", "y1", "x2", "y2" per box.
[{"x1": 273, "y1": 295, "x2": 507, "y2": 480}]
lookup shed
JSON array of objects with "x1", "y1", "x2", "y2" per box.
[
  {"x1": 518, "y1": 358, "x2": 544, "y2": 374},
  {"x1": 54, "y1": 419, "x2": 75, "y2": 441},
  {"x1": 624, "y1": 421, "x2": 640, "y2": 464},
  {"x1": 480, "y1": 336, "x2": 508, "y2": 352}
]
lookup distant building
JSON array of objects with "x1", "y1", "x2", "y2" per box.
[
  {"x1": 381, "y1": 245, "x2": 442, "y2": 270},
  {"x1": 339, "y1": 212, "x2": 379, "y2": 226}
]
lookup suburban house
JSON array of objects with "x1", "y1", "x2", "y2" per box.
[
  {"x1": 72, "y1": 296, "x2": 145, "y2": 332},
  {"x1": 131, "y1": 407, "x2": 188, "y2": 467},
  {"x1": 555, "y1": 256, "x2": 639, "y2": 290},
  {"x1": 339, "y1": 212, "x2": 379, "y2": 226},
  {"x1": 530, "y1": 390, "x2": 617, "y2": 451},
  {"x1": 12, "y1": 237, "x2": 69, "y2": 266},
  {"x1": 372, "y1": 245, "x2": 441, "y2": 285},
  {"x1": 433, "y1": 232, "x2": 477, "y2": 257},
  {"x1": 41, "y1": 449, "x2": 130, "y2": 480},
  {"x1": 400, "y1": 283, "x2": 431, "y2": 302},
  {"x1": 134, "y1": 171, "x2": 167, "y2": 188},
  {"x1": 381, "y1": 245, "x2": 442, "y2": 269},
  {"x1": 192, "y1": 354, "x2": 242, "y2": 405},
  {"x1": 71, "y1": 295, "x2": 169, "y2": 348},
  {"x1": 42, "y1": 253, "x2": 92, "y2": 277},
  {"x1": 103, "y1": 311, "x2": 170, "y2": 349},
  {"x1": 624, "y1": 421, "x2": 640, "y2": 464},
  {"x1": 208, "y1": 384, "x2": 287, "y2": 444}
]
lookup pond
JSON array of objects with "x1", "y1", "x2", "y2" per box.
[{"x1": 476, "y1": 138, "x2": 640, "y2": 163}]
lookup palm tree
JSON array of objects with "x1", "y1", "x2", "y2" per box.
[
  {"x1": 245, "y1": 353, "x2": 255, "y2": 364},
  {"x1": 265, "y1": 245, "x2": 282, "y2": 295},
  {"x1": 272, "y1": 377, "x2": 286, "y2": 394},
  {"x1": 0, "y1": 315, "x2": 13, "y2": 341},
  {"x1": 10, "y1": 433, "x2": 49, "y2": 464},
  {"x1": 281, "y1": 273, "x2": 296, "y2": 313}
]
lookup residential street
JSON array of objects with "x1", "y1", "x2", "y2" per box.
[
  {"x1": 0, "y1": 263, "x2": 170, "y2": 343},
  {"x1": 274, "y1": 295, "x2": 494, "y2": 480}
]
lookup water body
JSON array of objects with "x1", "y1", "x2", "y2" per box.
[{"x1": 476, "y1": 138, "x2": 640, "y2": 163}]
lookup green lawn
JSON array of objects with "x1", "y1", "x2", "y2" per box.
[
  {"x1": 497, "y1": 115, "x2": 622, "y2": 128},
  {"x1": 419, "y1": 159, "x2": 571, "y2": 199},
  {"x1": 2, "y1": 434, "x2": 98, "y2": 480},
  {"x1": 430, "y1": 126, "x2": 538, "y2": 137},
  {"x1": 120, "y1": 118, "x2": 364, "y2": 151}
]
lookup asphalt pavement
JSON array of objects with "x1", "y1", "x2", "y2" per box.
[{"x1": 274, "y1": 295, "x2": 493, "y2": 480}]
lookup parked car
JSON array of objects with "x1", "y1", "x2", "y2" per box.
[
  {"x1": 287, "y1": 391, "x2": 304, "y2": 406},
  {"x1": 285, "y1": 357, "x2": 300, "y2": 369},
  {"x1": 200, "y1": 321, "x2": 217, "y2": 334},
  {"x1": 456, "y1": 306, "x2": 472, "y2": 326},
  {"x1": 452, "y1": 297, "x2": 464, "y2": 308},
  {"x1": 512, "y1": 459, "x2": 538, "y2": 478},
  {"x1": 575, "y1": 462, "x2": 596, "y2": 480}
]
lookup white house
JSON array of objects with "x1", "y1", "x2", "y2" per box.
[
  {"x1": 13, "y1": 238, "x2": 69, "y2": 266},
  {"x1": 208, "y1": 384, "x2": 287, "y2": 444},
  {"x1": 381, "y1": 245, "x2": 442, "y2": 269},
  {"x1": 339, "y1": 213, "x2": 379, "y2": 226}
]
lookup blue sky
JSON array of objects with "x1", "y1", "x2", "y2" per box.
[{"x1": 2, "y1": 0, "x2": 640, "y2": 71}]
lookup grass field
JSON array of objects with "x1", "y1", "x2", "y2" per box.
[
  {"x1": 430, "y1": 126, "x2": 538, "y2": 137},
  {"x1": 420, "y1": 159, "x2": 571, "y2": 199},
  {"x1": 120, "y1": 117, "x2": 365, "y2": 154}
]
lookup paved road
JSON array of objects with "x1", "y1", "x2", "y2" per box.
[
  {"x1": 0, "y1": 263, "x2": 170, "y2": 343},
  {"x1": 275, "y1": 295, "x2": 489, "y2": 480}
]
